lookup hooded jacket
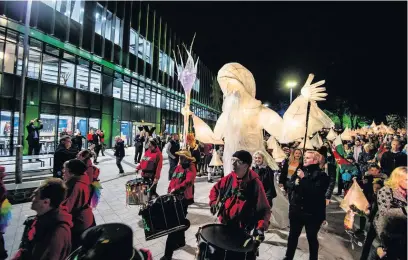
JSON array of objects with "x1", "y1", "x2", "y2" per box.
[
  {"x1": 209, "y1": 169, "x2": 271, "y2": 231},
  {"x1": 136, "y1": 148, "x2": 163, "y2": 180},
  {"x1": 168, "y1": 164, "x2": 196, "y2": 205},
  {"x1": 62, "y1": 174, "x2": 94, "y2": 233},
  {"x1": 13, "y1": 208, "x2": 73, "y2": 260},
  {"x1": 287, "y1": 164, "x2": 330, "y2": 222}
]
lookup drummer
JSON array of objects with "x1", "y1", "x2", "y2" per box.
[
  {"x1": 136, "y1": 139, "x2": 163, "y2": 199},
  {"x1": 209, "y1": 150, "x2": 271, "y2": 246},
  {"x1": 160, "y1": 149, "x2": 197, "y2": 260}
]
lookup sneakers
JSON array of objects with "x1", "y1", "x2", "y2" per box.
[{"x1": 208, "y1": 179, "x2": 213, "y2": 183}]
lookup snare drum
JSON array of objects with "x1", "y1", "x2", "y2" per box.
[
  {"x1": 126, "y1": 178, "x2": 149, "y2": 205},
  {"x1": 139, "y1": 194, "x2": 190, "y2": 241},
  {"x1": 195, "y1": 224, "x2": 256, "y2": 260}
]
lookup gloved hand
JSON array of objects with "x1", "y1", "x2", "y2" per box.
[
  {"x1": 210, "y1": 204, "x2": 218, "y2": 215},
  {"x1": 254, "y1": 229, "x2": 265, "y2": 243}
]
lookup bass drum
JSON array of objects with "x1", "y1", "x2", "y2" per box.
[
  {"x1": 65, "y1": 247, "x2": 149, "y2": 260},
  {"x1": 195, "y1": 224, "x2": 257, "y2": 260},
  {"x1": 139, "y1": 194, "x2": 190, "y2": 241}
]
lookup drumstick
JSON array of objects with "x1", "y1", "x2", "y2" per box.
[
  {"x1": 243, "y1": 237, "x2": 253, "y2": 247},
  {"x1": 147, "y1": 182, "x2": 157, "y2": 192}
]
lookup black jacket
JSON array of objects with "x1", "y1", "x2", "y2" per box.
[
  {"x1": 279, "y1": 159, "x2": 302, "y2": 189},
  {"x1": 114, "y1": 141, "x2": 125, "y2": 157},
  {"x1": 252, "y1": 165, "x2": 277, "y2": 203},
  {"x1": 134, "y1": 134, "x2": 145, "y2": 148},
  {"x1": 72, "y1": 135, "x2": 86, "y2": 150},
  {"x1": 287, "y1": 164, "x2": 330, "y2": 221},
  {"x1": 53, "y1": 144, "x2": 78, "y2": 175},
  {"x1": 91, "y1": 134, "x2": 101, "y2": 146},
  {"x1": 189, "y1": 144, "x2": 201, "y2": 167},
  {"x1": 26, "y1": 122, "x2": 43, "y2": 144},
  {"x1": 380, "y1": 151, "x2": 408, "y2": 176},
  {"x1": 325, "y1": 162, "x2": 337, "y2": 200}
]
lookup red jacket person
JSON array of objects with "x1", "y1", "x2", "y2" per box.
[
  {"x1": 161, "y1": 149, "x2": 197, "y2": 260},
  {"x1": 209, "y1": 150, "x2": 271, "y2": 241},
  {"x1": 62, "y1": 159, "x2": 95, "y2": 250},
  {"x1": 136, "y1": 139, "x2": 163, "y2": 199},
  {"x1": 13, "y1": 178, "x2": 72, "y2": 260}
]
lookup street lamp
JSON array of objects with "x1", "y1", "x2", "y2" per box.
[
  {"x1": 285, "y1": 81, "x2": 297, "y2": 104},
  {"x1": 263, "y1": 103, "x2": 269, "y2": 107}
]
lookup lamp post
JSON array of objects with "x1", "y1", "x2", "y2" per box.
[{"x1": 286, "y1": 81, "x2": 297, "y2": 104}]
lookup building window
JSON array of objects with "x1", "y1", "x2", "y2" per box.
[
  {"x1": 129, "y1": 29, "x2": 137, "y2": 55},
  {"x1": 104, "y1": 10, "x2": 113, "y2": 41},
  {"x1": 95, "y1": 3, "x2": 103, "y2": 35},
  {"x1": 138, "y1": 87, "x2": 144, "y2": 104},
  {"x1": 60, "y1": 60, "x2": 75, "y2": 87},
  {"x1": 76, "y1": 61, "x2": 89, "y2": 91},
  {"x1": 114, "y1": 17, "x2": 122, "y2": 46},
  {"x1": 122, "y1": 82, "x2": 130, "y2": 101},
  {"x1": 41, "y1": 54, "x2": 59, "y2": 84},
  {"x1": 193, "y1": 79, "x2": 200, "y2": 92},
  {"x1": 41, "y1": 0, "x2": 85, "y2": 24},
  {"x1": 113, "y1": 78, "x2": 122, "y2": 99},
  {"x1": 90, "y1": 70, "x2": 101, "y2": 94},
  {"x1": 129, "y1": 30, "x2": 152, "y2": 64},
  {"x1": 130, "y1": 83, "x2": 137, "y2": 102},
  {"x1": 3, "y1": 42, "x2": 16, "y2": 74}
]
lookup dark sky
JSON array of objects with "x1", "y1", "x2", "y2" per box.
[{"x1": 149, "y1": 1, "x2": 407, "y2": 121}]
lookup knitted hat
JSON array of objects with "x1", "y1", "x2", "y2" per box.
[{"x1": 232, "y1": 150, "x2": 252, "y2": 165}]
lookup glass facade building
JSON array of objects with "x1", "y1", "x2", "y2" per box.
[{"x1": 0, "y1": 1, "x2": 220, "y2": 155}]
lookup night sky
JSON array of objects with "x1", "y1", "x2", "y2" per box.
[{"x1": 149, "y1": 1, "x2": 407, "y2": 121}]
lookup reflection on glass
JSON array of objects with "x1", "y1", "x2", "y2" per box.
[
  {"x1": 58, "y1": 116, "x2": 73, "y2": 137},
  {"x1": 114, "y1": 17, "x2": 121, "y2": 45},
  {"x1": 120, "y1": 121, "x2": 131, "y2": 146},
  {"x1": 76, "y1": 64, "x2": 89, "y2": 91},
  {"x1": 105, "y1": 10, "x2": 113, "y2": 41},
  {"x1": 130, "y1": 83, "x2": 137, "y2": 102},
  {"x1": 41, "y1": 54, "x2": 59, "y2": 84},
  {"x1": 90, "y1": 70, "x2": 101, "y2": 93},
  {"x1": 95, "y1": 3, "x2": 103, "y2": 35},
  {"x1": 89, "y1": 118, "x2": 100, "y2": 133},
  {"x1": 74, "y1": 117, "x2": 87, "y2": 150},
  {"x1": 122, "y1": 82, "x2": 130, "y2": 101},
  {"x1": 60, "y1": 60, "x2": 75, "y2": 87},
  {"x1": 4, "y1": 43, "x2": 16, "y2": 74},
  {"x1": 40, "y1": 114, "x2": 57, "y2": 153}
]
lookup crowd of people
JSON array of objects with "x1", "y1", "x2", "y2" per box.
[{"x1": 0, "y1": 123, "x2": 406, "y2": 260}]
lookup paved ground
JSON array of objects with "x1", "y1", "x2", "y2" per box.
[{"x1": 4, "y1": 148, "x2": 361, "y2": 260}]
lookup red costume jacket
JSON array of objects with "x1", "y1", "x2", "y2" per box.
[
  {"x1": 168, "y1": 164, "x2": 196, "y2": 205},
  {"x1": 62, "y1": 175, "x2": 94, "y2": 233},
  {"x1": 136, "y1": 148, "x2": 163, "y2": 179},
  {"x1": 209, "y1": 170, "x2": 271, "y2": 231}
]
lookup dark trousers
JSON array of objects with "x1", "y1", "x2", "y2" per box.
[
  {"x1": 285, "y1": 213, "x2": 323, "y2": 260},
  {"x1": 94, "y1": 145, "x2": 101, "y2": 162},
  {"x1": 101, "y1": 143, "x2": 105, "y2": 156},
  {"x1": 116, "y1": 156, "x2": 124, "y2": 173},
  {"x1": 337, "y1": 171, "x2": 344, "y2": 194},
  {"x1": 169, "y1": 158, "x2": 178, "y2": 181},
  {"x1": 134, "y1": 146, "x2": 143, "y2": 163},
  {"x1": 164, "y1": 205, "x2": 188, "y2": 258},
  {"x1": 143, "y1": 177, "x2": 158, "y2": 200},
  {"x1": 360, "y1": 224, "x2": 376, "y2": 260},
  {"x1": 0, "y1": 233, "x2": 7, "y2": 260},
  {"x1": 360, "y1": 216, "x2": 367, "y2": 231},
  {"x1": 28, "y1": 140, "x2": 41, "y2": 156}
]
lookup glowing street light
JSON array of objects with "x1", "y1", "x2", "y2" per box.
[
  {"x1": 263, "y1": 103, "x2": 269, "y2": 107},
  {"x1": 285, "y1": 81, "x2": 297, "y2": 104}
]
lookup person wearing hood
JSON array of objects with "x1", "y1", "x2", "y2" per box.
[
  {"x1": 62, "y1": 159, "x2": 95, "y2": 250},
  {"x1": 53, "y1": 135, "x2": 78, "y2": 178},
  {"x1": 12, "y1": 178, "x2": 73, "y2": 260},
  {"x1": 284, "y1": 151, "x2": 329, "y2": 260},
  {"x1": 136, "y1": 139, "x2": 163, "y2": 199},
  {"x1": 209, "y1": 150, "x2": 271, "y2": 249},
  {"x1": 160, "y1": 150, "x2": 197, "y2": 260},
  {"x1": 114, "y1": 136, "x2": 125, "y2": 174}
]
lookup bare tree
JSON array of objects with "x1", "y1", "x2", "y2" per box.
[{"x1": 60, "y1": 72, "x2": 71, "y2": 86}]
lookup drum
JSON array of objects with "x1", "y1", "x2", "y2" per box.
[
  {"x1": 195, "y1": 224, "x2": 257, "y2": 260},
  {"x1": 139, "y1": 194, "x2": 190, "y2": 241},
  {"x1": 126, "y1": 178, "x2": 149, "y2": 205}
]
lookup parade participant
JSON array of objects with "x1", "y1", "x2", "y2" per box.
[
  {"x1": 209, "y1": 150, "x2": 270, "y2": 246},
  {"x1": 77, "y1": 150, "x2": 101, "y2": 209},
  {"x1": 0, "y1": 166, "x2": 10, "y2": 260},
  {"x1": 100, "y1": 130, "x2": 105, "y2": 156},
  {"x1": 252, "y1": 150, "x2": 277, "y2": 209},
  {"x1": 72, "y1": 131, "x2": 86, "y2": 152},
  {"x1": 279, "y1": 149, "x2": 302, "y2": 191},
  {"x1": 284, "y1": 151, "x2": 329, "y2": 260},
  {"x1": 12, "y1": 178, "x2": 72, "y2": 260},
  {"x1": 134, "y1": 130, "x2": 146, "y2": 164},
  {"x1": 340, "y1": 155, "x2": 361, "y2": 196},
  {"x1": 317, "y1": 146, "x2": 337, "y2": 205},
  {"x1": 114, "y1": 136, "x2": 125, "y2": 174},
  {"x1": 187, "y1": 134, "x2": 201, "y2": 169},
  {"x1": 380, "y1": 139, "x2": 408, "y2": 176},
  {"x1": 136, "y1": 139, "x2": 163, "y2": 199},
  {"x1": 53, "y1": 135, "x2": 77, "y2": 179},
  {"x1": 62, "y1": 159, "x2": 95, "y2": 250},
  {"x1": 160, "y1": 150, "x2": 196, "y2": 260},
  {"x1": 166, "y1": 133, "x2": 180, "y2": 180},
  {"x1": 91, "y1": 130, "x2": 102, "y2": 164},
  {"x1": 71, "y1": 223, "x2": 152, "y2": 260}
]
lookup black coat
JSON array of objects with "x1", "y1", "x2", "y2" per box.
[
  {"x1": 114, "y1": 141, "x2": 125, "y2": 157},
  {"x1": 26, "y1": 122, "x2": 43, "y2": 144},
  {"x1": 380, "y1": 151, "x2": 408, "y2": 176},
  {"x1": 252, "y1": 165, "x2": 277, "y2": 203},
  {"x1": 134, "y1": 134, "x2": 145, "y2": 149},
  {"x1": 325, "y1": 162, "x2": 337, "y2": 200},
  {"x1": 279, "y1": 159, "x2": 302, "y2": 189},
  {"x1": 287, "y1": 164, "x2": 330, "y2": 221},
  {"x1": 53, "y1": 144, "x2": 78, "y2": 175}
]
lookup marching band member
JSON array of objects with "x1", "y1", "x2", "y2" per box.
[
  {"x1": 209, "y1": 150, "x2": 271, "y2": 250},
  {"x1": 136, "y1": 139, "x2": 163, "y2": 199},
  {"x1": 160, "y1": 150, "x2": 197, "y2": 260}
]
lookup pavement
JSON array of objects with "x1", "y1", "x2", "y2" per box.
[{"x1": 3, "y1": 147, "x2": 360, "y2": 260}]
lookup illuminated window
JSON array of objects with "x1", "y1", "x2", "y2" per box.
[{"x1": 41, "y1": 0, "x2": 85, "y2": 24}]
